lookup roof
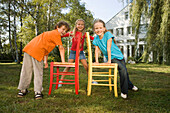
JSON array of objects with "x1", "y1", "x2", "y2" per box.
[{"x1": 106, "y1": 3, "x2": 131, "y2": 24}]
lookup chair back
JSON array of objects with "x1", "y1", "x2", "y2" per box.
[
  {"x1": 75, "y1": 32, "x2": 82, "y2": 74},
  {"x1": 86, "y1": 32, "x2": 92, "y2": 73}
]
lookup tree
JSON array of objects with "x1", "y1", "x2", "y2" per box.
[
  {"x1": 7, "y1": 0, "x2": 15, "y2": 60},
  {"x1": 0, "y1": 0, "x2": 94, "y2": 62},
  {"x1": 130, "y1": 0, "x2": 169, "y2": 64},
  {"x1": 12, "y1": 0, "x2": 19, "y2": 62}
]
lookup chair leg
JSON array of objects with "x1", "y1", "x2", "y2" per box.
[
  {"x1": 87, "y1": 70, "x2": 92, "y2": 96},
  {"x1": 75, "y1": 71, "x2": 78, "y2": 95},
  {"x1": 55, "y1": 67, "x2": 59, "y2": 89},
  {"x1": 49, "y1": 62, "x2": 54, "y2": 95},
  {"x1": 109, "y1": 69, "x2": 112, "y2": 92},
  {"x1": 114, "y1": 67, "x2": 118, "y2": 97},
  {"x1": 75, "y1": 80, "x2": 78, "y2": 95},
  {"x1": 78, "y1": 72, "x2": 79, "y2": 90}
]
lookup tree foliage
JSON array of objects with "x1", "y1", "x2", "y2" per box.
[
  {"x1": 130, "y1": 0, "x2": 170, "y2": 64},
  {"x1": 0, "y1": 0, "x2": 94, "y2": 62}
]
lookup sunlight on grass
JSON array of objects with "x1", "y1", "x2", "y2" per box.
[
  {"x1": 0, "y1": 86, "x2": 17, "y2": 90},
  {"x1": 129, "y1": 64, "x2": 170, "y2": 73},
  {"x1": 0, "y1": 63, "x2": 17, "y2": 65}
]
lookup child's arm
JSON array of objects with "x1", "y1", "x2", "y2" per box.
[
  {"x1": 58, "y1": 45, "x2": 65, "y2": 62},
  {"x1": 61, "y1": 32, "x2": 70, "y2": 38},
  {"x1": 61, "y1": 32, "x2": 73, "y2": 38},
  {"x1": 113, "y1": 39, "x2": 116, "y2": 44},
  {"x1": 90, "y1": 35, "x2": 94, "y2": 40},
  {"x1": 44, "y1": 55, "x2": 48, "y2": 68},
  {"x1": 107, "y1": 38, "x2": 112, "y2": 63},
  {"x1": 94, "y1": 46, "x2": 100, "y2": 63}
]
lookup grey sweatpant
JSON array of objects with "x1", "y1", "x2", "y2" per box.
[{"x1": 18, "y1": 53, "x2": 43, "y2": 93}]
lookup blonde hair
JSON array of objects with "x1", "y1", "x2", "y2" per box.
[{"x1": 73, "y1": 19, "x2": 86, "y2": 37}]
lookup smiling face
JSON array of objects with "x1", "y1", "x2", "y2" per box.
[
  {"x1": 57, "y1": 25, "x2": 68, "y2": 36},
  {"x1": 94, "y1": 22, "x2": 106, "y2": 38},
  {"x1": 76, "y1": 20, "x2": 85, "y2": 32}
]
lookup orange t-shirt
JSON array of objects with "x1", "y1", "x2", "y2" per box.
[{"x1": 23, "y1": 29, "x2": 62, "y2": 62}]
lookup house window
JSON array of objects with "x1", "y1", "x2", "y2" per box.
[
  {"x1": 125, "y1": 12, "x2": 128, "y2": 20},
  {"x1": 139, "y1": 38, "x2": 145, "y2": 42},
  {"x1": 139, "y1": 24, "x2": 148, "y2": 34},
  {"x1": 127, "y1": 26, "x2": 132, "y2": 35},
  {"x1": 116, "y1": 29, "x2": 119, "y2": 36},
  {"x1": 120, "y1": 28, "x2": 124, "y2": 35},
  {"x1": 116, "y1": 28, "x2": 124, "y2": 36},
  {"x1": 117, "y1": 40, "x2": 124, "y2": 43}
]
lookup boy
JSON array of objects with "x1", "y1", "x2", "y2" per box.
[{"x1": 17, "y1": 21, "x2": 70, "y2": 100}]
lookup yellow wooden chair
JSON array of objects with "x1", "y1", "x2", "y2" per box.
[{"x1": 86, "y1": 32, "x2": 118, "y2": 97}]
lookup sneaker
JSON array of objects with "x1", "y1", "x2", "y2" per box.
[
  {"x1": 35, "y1": 93, "x2": 43, "y2": 100},
  {"x1": 132, "y1": 86, "x2": 138, "y2": 91},
  {"x1": 17, "y1": 89, "x2": 29, "y2": 97},
  {"x1": 121, "y1": 93, "x2": 127, "y2": 99},
  {"x1": 58, "y1": 81, "x2": 63, "y2": 87},
  {"x1": 92, "y1": 81, "x2": 98, "y2": 84}
]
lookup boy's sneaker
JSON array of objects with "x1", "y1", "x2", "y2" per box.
[
  {"x1": 121, "y1": 93, "x2": 127, "y2": 99},
  {"x1": 58, "y1": 81, "x2": 63, "y2": 87},
  {"x1": 17, "y1": 89, "x2": 29, "y2": 97},
  {"x1": 132, "y1": 86, "x2": 138, "y2": 91},
  {"x1": 35, "y1": 93, "x2": 43, "y2": 100}
]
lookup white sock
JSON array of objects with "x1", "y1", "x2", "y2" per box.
[
  {"x1": 35, "y1": 91, "x2": 41, "y2": 94},
  {"x1": 21, "y1": 89, "x2": 26, "y2": 93}
]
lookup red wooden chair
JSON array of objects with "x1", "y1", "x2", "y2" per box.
[{"x1": 48, "y1": 32, "x2": 82, "y2": 95}]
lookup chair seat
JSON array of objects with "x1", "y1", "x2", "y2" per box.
[
  {"x1": 53, "y1": 62, "x2": 75, "y2": 67},
  {"x1": 92, "y1": 63, "x2": 117, "y2": 68}
]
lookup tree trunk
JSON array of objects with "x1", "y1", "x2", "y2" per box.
[
  {"x1": 19, "y1": 8, "x2": 23, "y2": 62},
  {"x1": 47, "y1": 1, "x2": 52, "y2": 31},
  {"x1": 0, "y1": 35, "x2": 3, "y2": 59},
  {"x1": 13, "y1": 0, "x2": 19, "y2": 62},
  {"x1": 35, "y1": 4, "x2": 40, "y2": 36},
  {"x1": 8, "y1": 0, "x2": 15, "y2": 60},
  {"x1": 0, "y1": 35, "x2": 3, "y2": 51}
]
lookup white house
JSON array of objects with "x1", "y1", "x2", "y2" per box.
[{"x1": 106, "y1": 4, "x2": 150, "y2": 62}]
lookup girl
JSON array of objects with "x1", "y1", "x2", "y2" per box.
[
  {"x1": 59, "y1": 19, "x2": 97, "y2": 87},
  {"x1": 92, "y1": 19, "x2": 138, "y2": 99}
]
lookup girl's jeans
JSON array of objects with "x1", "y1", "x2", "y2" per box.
[{"x1": 111, "y1": 58, "x2": 134, "y2": 94}]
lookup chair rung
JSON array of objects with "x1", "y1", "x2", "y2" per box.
[
  {"x1": 92, "y1": 75, "x2": 114, "y2": 77},
  {"x1": 92, "y1": 84, "x2": 115, "y2": 86},
  {"x1": 53, "y1": 82, "x2": 75, "y2": 85},
  {"x1": 53, "y1": 72, "x2": 75, "y2": 75},
  {"x1": 92, "y1": 66, "x2": 116, "y2": 68},
  {"x1": 93, "y1": 80, "x2": 109, "y2": 82},
  {"x1": 92, "y1": 72, "x2": 109, "y2": 74},
  {"x1": 59, "y1": 79, "x2": 75, "y2": 81}
]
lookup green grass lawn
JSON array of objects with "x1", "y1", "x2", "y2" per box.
[{"x1": 0, "y1": 63, "x2": 169, "y2": 113}]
